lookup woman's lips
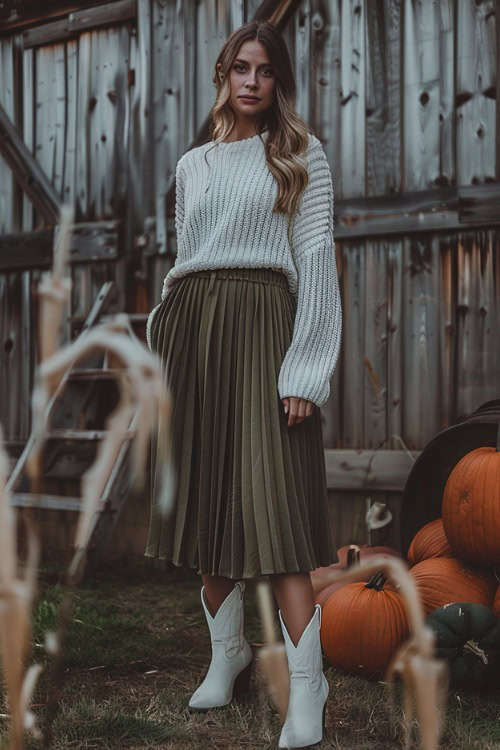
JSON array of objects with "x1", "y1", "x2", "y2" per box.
[{"x1": 239, "y1": 96, "x2": 260, "y2": 102}]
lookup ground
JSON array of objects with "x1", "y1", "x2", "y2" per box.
[{"x1": 1, "y1": 562, "x2": 499, "y2": 750}]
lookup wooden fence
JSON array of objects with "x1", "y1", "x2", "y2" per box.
[{"x1": 0, "y1": 0, "x2": 499, "y2": 559}]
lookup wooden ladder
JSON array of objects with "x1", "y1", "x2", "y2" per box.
[{"x1": 7, "y1": 281, "x2": 148, "y2": 577}]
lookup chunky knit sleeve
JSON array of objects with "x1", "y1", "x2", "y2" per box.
[
  {"x1": 146, "y1": 157, "x2": 186, "y2": 350},
  {"x1": 277, "y1": 135, "x2": 342, "y2": 407}
]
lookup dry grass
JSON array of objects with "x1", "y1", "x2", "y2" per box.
[{"x1": 1, "y1": 562, "x2": 499, "y2": 750}]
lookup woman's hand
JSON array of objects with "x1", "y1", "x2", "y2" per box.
[{"x1": 282, "y1": 396, "x2": 314, "y2": 427}]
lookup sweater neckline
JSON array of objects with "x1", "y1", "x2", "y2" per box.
[{"x1": 212, "y1": 130, "x2": 269, "y2": 149}]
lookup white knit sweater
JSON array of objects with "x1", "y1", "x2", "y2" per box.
[{"x1": 146, "y1": 131, "x2": 342, "y2": 407}]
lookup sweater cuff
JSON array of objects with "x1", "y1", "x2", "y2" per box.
[{"x1": 277, "y1": 237, "x2": 342, "y2": 408}]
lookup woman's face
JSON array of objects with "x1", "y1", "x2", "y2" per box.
[{"x1": 218, "y1": 40, "x2": 276, "y2": 124}]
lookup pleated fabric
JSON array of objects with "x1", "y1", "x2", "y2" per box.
[{"x1": 145, "y1": 266, "x2": 337, "y2": 579}]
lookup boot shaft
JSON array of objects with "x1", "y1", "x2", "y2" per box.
[
  {"x1": 279, "y1": 604, "x2": 323, "y2": 682},
  {"x1": 201, "y1": 581, "x2": 246, "y2": 654}
]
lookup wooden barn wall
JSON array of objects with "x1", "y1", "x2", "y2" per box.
[
  {"x1": 0, "y1": 0, "x2": 499, "y2": 558},
  {"x1": 145, "y1": 0, "x2": 498, "y2": 453}
]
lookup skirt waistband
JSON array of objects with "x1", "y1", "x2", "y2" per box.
[{"x1": 186, "y1": 267, "x2": 289, "y2": 291}]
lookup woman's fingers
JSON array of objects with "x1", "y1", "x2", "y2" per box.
[{"x1": 283, "y1": 396, "x2": 314, "y2": 427}]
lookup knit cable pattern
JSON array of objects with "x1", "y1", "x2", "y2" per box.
[{"x1": 146, "y1": 133, "x2": 342, "y2": 407}]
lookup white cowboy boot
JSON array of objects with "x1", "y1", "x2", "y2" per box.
[
  {"x1": 188, "y1": 580, "x2": 253, "y2": 711},
  {"x1": 278, "y1": 603, "x2": 329, "y2": 748}
]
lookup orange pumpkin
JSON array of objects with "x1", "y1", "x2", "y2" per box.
[
  {"x1": 442, "y1": 440, "x2": 500, "y2": 567},
  {"x1": 320, "y1": 572, "x2": 409, "y2": 679},
  {"x1": 407, "y1": 518, "x2": 454, "y2": 566},
  {"x1": 409, "y1": 557, "x2": 497, "y2": 615},
  {"x1": 316, "y1": 570, "x2": 368, "y2": 609}
]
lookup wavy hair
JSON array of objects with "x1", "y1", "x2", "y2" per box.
[{"x1": 205, "y1": 20, "x2": 313, "y2": 219}]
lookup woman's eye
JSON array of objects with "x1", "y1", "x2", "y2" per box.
[{"x1": 234, "y1": 64, "x2": 273, "y2": 76}]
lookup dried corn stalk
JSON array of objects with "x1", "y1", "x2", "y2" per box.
[
  {"x1": 0, "y1": 207, "x2": 75, "y2": 750},
  {"x1": 0, "y1": 423, "x2": 43, "y2": 750},
  {"x1": 0, "y1": 204, "x2": 174, "y2": 748},
  {"x1": 256, "y1": 580, "x2": 290, "y2": 724}
]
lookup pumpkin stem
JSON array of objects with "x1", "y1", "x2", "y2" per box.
[
  {"x1": 346, "y1": 545, "x2": 361, "y2": 568},
  {"x1": 365, "y1": 571, "x2": 386, "y2": 591},
  {"x1": 463, "y1": 640, "x2": 488, "y2": 665}
]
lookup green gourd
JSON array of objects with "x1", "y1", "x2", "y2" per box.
[{"x1": 426, "y1": 602, "x2": 500, "y2": 690}]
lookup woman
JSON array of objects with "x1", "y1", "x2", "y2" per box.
[{"x1": 145, "y1": 19, "x2": 342, "y2": 749}]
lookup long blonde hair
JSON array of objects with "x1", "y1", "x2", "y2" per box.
[{"x1": 206, "y1": 20, "x2": 313, "y2": 219}]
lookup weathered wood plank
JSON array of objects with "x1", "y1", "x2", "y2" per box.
[
  {"x1": 341, "y1": 243, "x2": 365, "y2": 447},
  {"x1": 340, "y1": 0, "x2": 365, "y2": 197},
  {"x1": 12, "y1": 33, "x2": 23, "y2": 230},
  {"x1": 403, "y1": 0, "x2": 440, "y2": 190},
  {"x1": 0, "y1": 272, "x2": 24, "y2": 438},
  {"x1": 0, "y1": 1, "x2": 134, "y2": 34},
  {"x1": 335, "y1": 183, "x2": 500, "y2": 240},
  {"x1": 0, "y1": 37, "x2": 15, "y2": 232},
  {"x1": 10, "y1": 493, "x2": 87, "y2": 511},
  {"x1": 22, "y1": 45, "x2": 35, "y2": 230},
  {"x1": 438, "y1": 0, "x2": 455, "y2": 186},
  {"x1": 365, "y1": 0, "x2": 401, "y2": 195},
  {"x1": 75, "y1": 30, "x2": 91, "y2": 219},
  {"x1": 401, "y1": 237, "x2": 441, "y2": 448},
  {"x1": 20, "y1": 270, "x2": 32, "y2": 437},
  {"x1": 88, "y1": 27, "x2": 120, "y2": 218},
  {"x1": 324, "y1": 449, "x2": 419, "y2": 491},
  {"x1": 110, "y1": 26, "x2": 130, "y2": 219},
  {"x1": 307, "y1": 1, "x2": 341, "y2": 449},
  {"x1": 0, "y1": 222, "x2": 120, "y2": 270},
  {"x1": 151, "y1": 0, "x2": 182, "y2": 257},
  {"x1": 125, "y1": 0, "x2": 152, "y2": 233},
  {"x1": 459, "y1": 183, "x2": 500, "y2": 225},
  {"x1": 456, "y1": 231, "x2": 499, "y2": 418},
  {"x1": 438, "y1": 234, "x2": 455, "y2": 431},
  {"x1": 35, "y1": 45, "x2": 63, "y2": 194},
  {"x1": 63, "y1": 40, "x2": 78, "y2": 208},
  {"x1": 22, "y1": 0, "x2": 137, "y2": 49},
  {"x1": 456, "y1": 0, "x2": 496, "y2": 185},
  {"x1": 291, "y1": 1, "x2": 311, "y2": 123},
  {"x1": 387, "y1": 239, "x2": 403, "y2": 448},
  {"x1": 497, "y1": 0, "x2": 500, "y2": 179},
  {"x1": 363, "y1": 241, "x2": 388, "y2": 448}
]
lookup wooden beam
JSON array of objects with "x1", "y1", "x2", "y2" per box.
[
  {"x1": 10, "y1": 493, "x2": 98, "y2": 512},
  {"x1": 0, "y1": 222, "x2": 120, "y2": 270},
  {"x1": 22, "y1": 0, "x2": 137, "y2": 49},
  {"x1": 334, "y1": 183, "x2": 500, "y2": 240},
  {"x1": 325, "y1": 449, "x2": 420, "y2": 492},
  {"x1": 0, "y1": 101, "x2": 61, "y2": 224},
  {"x1": 0, "y1": 0, "x2": 126, "y2": 34}
]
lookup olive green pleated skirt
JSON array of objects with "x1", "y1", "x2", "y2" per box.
[{"x1": 145, "y1": 266, "x2": 336, "y2": 579}]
